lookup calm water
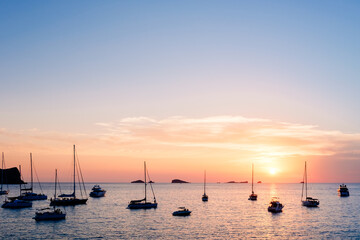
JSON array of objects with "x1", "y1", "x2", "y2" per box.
[{"x1": 1, "y1": 183, "x2": 359, "y2": 239}]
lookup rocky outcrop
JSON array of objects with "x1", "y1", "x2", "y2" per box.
[{"x1": 0, "y1": 167, "x2": 25, "y2": 184}]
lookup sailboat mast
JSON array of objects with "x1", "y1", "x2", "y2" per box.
[
  {"x1": 55, "y1": 169, "x2": 57, "y2": 198},
  {"x1": 1, "y1": 152, "x2": 3, "y2": 191},
  {"x1": 204, "y1": 170, "x2": 206, "y2": 194},
  {"x1": 19, "y1": 165, "x2": 22, "y2": 195},
  {"x1": 30, "y1": 153, "x2": 33, "y2": 192},
  {"x1": 73, "y1": 145, "x2": 76, "y2": 198},
  {"x1": 144, "y1": 161, "x2": 147, "y2": 202},
  {"x1": 252, "y1": 163, "x2": 254, "y2": 193},
  {"x1": 305, "y1": 161, "x2": 307, "y2": 198}
]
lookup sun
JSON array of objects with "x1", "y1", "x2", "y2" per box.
[{"x1": 269, "y1": 168, "x2": 277, "y2": 175}]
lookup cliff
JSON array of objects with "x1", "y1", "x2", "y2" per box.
[{"x1": 0, "y1": 167, "x2": 25, "y2": 184}]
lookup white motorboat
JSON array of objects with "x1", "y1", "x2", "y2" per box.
[
  {"x1": 248, "y1": 163, "x2": 257, "y2": 201},
  {"x1": 1, "y1": 199, "x2": 32, "y2": 209},
  {"x1": 301, "y1": 161, "x2": 319, "y2": 207},
  {"x1": 89, "y1": 185, "x2": 106, "y2": 198},
  {"x1": 173, "y1": 207, "x2": 191, "y2": 216},
  {"x1": 127, "y1": 162, "x2": 157, "y2": 209},
  {"x1": 268, "y1": 197, "x2": 283, "y2": 213},
  {"x1": 202, "y1": 170, "x2": 208, "y2": 202},
  {"x1": 338, "y1": 184, "x2": 350, "y2": 197}
]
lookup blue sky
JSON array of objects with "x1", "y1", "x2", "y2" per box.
[{"x1": 1, "y1": 0, "x2": 360, "y2": 133}]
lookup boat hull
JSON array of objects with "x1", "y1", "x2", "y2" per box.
[
  {"x1": 302, "y1": 200, "x2": 319, "y2": 207},
  {"x1": 202, "y1": 194, "x2": 208, "y2": 201},
  {"x1": 173, "y1": 210, "x2": 191, "y2": 216},
  {"x1": 338, "y1": 191, "x2": 350, "y2": 197},
  {"x1": 19, "y1": 193, "x2": 47, "y2": 201},
  {"x1": 248, "y1": 194, "x2": 257, "y2": 201},
  {"x1": 268, "y1": 207, "x2": 283, "y2": 213},
  {"x1": 90, "y1": 191, "x2": 106, "y2": 198},
  {"x1": 127, "y1": 202, "x2": 157, "y2": 209},
  {"x1": 1, "y1": 200, "x2": 32, "y2": 209},
  {"x1": 50, "y1": 198, "x2": 88, "y2": 206},
  {"x1": 34, "y1": 213, "x2": 66, "y2": 221}
]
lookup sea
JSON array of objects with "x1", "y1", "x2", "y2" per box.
[{"x1": 1, "y1": 183, "x2": 359, "y2": 239}]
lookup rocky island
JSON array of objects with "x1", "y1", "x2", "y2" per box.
[
  {"x1": 131, "y1": 180, "x2": 144, "y2": 183},
  {"x1": 171, "y1": 179, "x2": 189, "y2": 183}
]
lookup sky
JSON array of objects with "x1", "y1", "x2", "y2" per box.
[{"x1": 1, "y1": 1, "x2": 360, "y2": 183}]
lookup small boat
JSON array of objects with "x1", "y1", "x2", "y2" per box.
[
  {"x1": 202, "y1": 170, "x2": 208, "y2": 201},
  {"x1": 267, "y1": 197, "x2": 283, "y2": 213},
  {"x1": 89, "y1": 185, "x2": 106, "y2": 198},
  {"x1": 172, "y1": 207, "x2": 191, "y2": 216},
  {"x1": 338, "y1": 184, "x2": 350, "y2": 197},
  {"x1": 257, "y1": 181, "x2": 262, "y2": 184},
  {"x1": 248, "y1": 163, "x2": 257, "y2": 201},
  {"x1": 50, "y1": 145, "x2": 88, "y2": 206},
  {"x1": 34, "y1": 169, "x2": 66, "y2": 221},
  {"x1": 127, "y1": 162, "x2": 157, "y2": 209},
  {"x1": 0, "y1": 152, "x2": 9, "y2": 195},
  {"x1": 301, "y1": 161, "x2": 319, "y2": 207},
  {"x1": 1, "y1": 199, "x2": 32, "y2": 209},
  {"x1": 18, "y1": 153, "x2": 47, "y2": 201}
]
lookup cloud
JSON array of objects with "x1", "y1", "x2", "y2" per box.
[
  {"x1": 2, "y1": 115, "x2": 360, "y2": 159},
  {"x1": 1, "y1": 115, "x2": 360, "y2": 182}
]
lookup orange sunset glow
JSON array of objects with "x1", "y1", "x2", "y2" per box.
[{"x1": 1, "y1": 116, "x2": 359, "y2": 183}]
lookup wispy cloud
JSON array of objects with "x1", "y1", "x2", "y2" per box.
[{"x1": 1, "y1": 115, "x2": 360, "y2": 182}]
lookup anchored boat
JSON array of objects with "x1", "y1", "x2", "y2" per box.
[
  {"x1": 338, "y1": 184, "x2": 350, "y2": 197},
  {"x1": 301, "y1": 161, "x2": 319, "y2": 207},
  {"x1": 34, "y1": 169, "x2": 66, "y2": 221},
  {"x1": 50, "y1": 145, "x2": 88, "y2": 206},
  {"x1": 127, "y1": 162, "x2": 157, "y2": 209},
  {"x1": 89, "y1": 185, "x2": 106, "y2": 198},
  {"x1": 268, "y1": 197, "x2": 283, "y2": 213},
  {"x1": 1, "y1": 199, "x2": 32, "y2": 209},
  {"x1": 202, "y1": 170, "x2": 208, "y2": 201},
  {"x1": 18, "y1": 153, "x2": 47, "y2": 201},
  {"x1": 173, "y1": 207, "x2": 191, "y2": 216},
  {"x1": 248, "y1": 163, "x2": 257, "y2": 201}
]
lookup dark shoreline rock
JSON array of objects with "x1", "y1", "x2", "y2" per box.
[{"x1": 0, "y1": 167, "x2": 26, "y2": 184}]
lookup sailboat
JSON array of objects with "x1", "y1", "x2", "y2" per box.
[
  {"x1": 34, "y1": 169, "x2": 66, "y2": 221},
  {"x1": 301, "y1": 161, "x2": 319, "y2": 207},
  {"x1": 50, "y1": 145, "x2": 88, "y2": 206},
  {"x1": 127, "y1": 161, "x2": 157, "y2": 209},
  {"x1": 202, "y1": 170, "x2": 208, "y2": 201},
  {"x1": 18, "y1": 153, "x2": 47, "y2": 200},
  {"x1": 248, "y1": 163, "x2": 257, "y2": 201},
  {"x1": 0, "y1": 152, "x2": 9, "y2": 195}
]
